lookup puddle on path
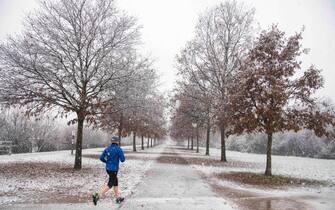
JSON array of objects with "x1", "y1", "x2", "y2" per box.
[{"x1": 206, "y1": 177, "x2": 313, "y2": 210}]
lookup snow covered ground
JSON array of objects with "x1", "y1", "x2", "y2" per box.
[
  {"x1": 189, "y1": 147, "x2": 335, "y2": 210},
  {"x1": 0, "y1": 145, "x2": 161, "y2": 207},
  {"x1": 194, "y1": 147, "x2": 335, "y2": 184}
]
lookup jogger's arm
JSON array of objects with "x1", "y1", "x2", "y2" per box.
[
  {"x1": 99, "y1": 149, "x2": 107, "y2": 163},
  {"x1": 119, "y1": 148, "x2": 125, "y2": 162}
]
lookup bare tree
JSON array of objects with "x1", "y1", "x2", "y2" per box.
[
  {"x1": 0, "y1": 0, "x2": 141, "y2": 169},
  {"x1": 142, "y1": 94, "x2": 167, "y2": 143},
  {"x1": 176, "y1": 0, "x2": 255, "y2": 161},
  {"x1": 96, "y1": 56, "x2": 161, "y2": 148}
]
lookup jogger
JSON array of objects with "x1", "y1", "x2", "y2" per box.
[{"x1": 93, "y1": 136, "x2": 125, "y2": 205}]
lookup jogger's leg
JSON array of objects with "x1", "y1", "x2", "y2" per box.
[
  {"x1": 98, "y1": 170, "x2": 116, "y2": 198},
  {"x1": 93, "y1": 184, "x2": 111, "y2": 205},
  {"x1": 113, "y1": 186, "x2": 120, "y2": 197},
  {"x1": 99, "y1": 184, "x2": 110, "y2": 198}
]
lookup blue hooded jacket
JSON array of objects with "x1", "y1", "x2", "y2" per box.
[{"x1": 99, "y1": 143, "x2": 125, "y2": 171}]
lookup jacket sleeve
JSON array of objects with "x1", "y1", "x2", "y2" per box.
[
  {"x1": 119, "y1": 148, "x2": 125, "y2": 162},
  {"x1": 99, "y1": 149, "x2": 107, "y2": 163}
]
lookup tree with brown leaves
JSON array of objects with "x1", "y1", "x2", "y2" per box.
[{"x1": 231, "y1": 26, "x2": 335, "y2": 176}]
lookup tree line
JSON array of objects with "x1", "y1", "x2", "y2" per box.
[
  {"x1": 0, "y1": 108, "x2": 111, "y2": 154},
  {"x1": 169, "y1": 0, "x2": 335, "y2": 176},
  {"x1": 0, "y1": 0, "x2": 167, "y2": 170}
]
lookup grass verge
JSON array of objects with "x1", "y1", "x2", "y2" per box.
[{"x1": 217, "y1": 172, "x2": 327, "y2": 188}]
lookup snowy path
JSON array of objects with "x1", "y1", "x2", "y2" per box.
[{"x1": 120, "y1": 145, "x2": 234, "y2": 210}]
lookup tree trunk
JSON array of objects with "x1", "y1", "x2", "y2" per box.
[
  {"x1": 206, "y1": 126, "x2": 210, "y2": 156},
  {"x1": 265, "y1": 132, "x2": 273, "y2": 176},
  {"x1": 220, "y1": 126, "x2": 227, "y2": 162},
  {"x1": 74, "y1": 115, "x2": 84, "y2": 170},
  {"x1": 196, "y1": 126, "x2": 199, "y2": 153},
  {"x1": 187, "y1": 138, "x2": 190, "y2": 149},
  {"x1": 133, "y1": 131, "x2": 136, "y2": 152},
  {"x1": 118, "y1": 112, "x2": 123, "y2": 146},
  {"x1": 150, "y1": 138, "x2": 153, "y2": 147},
  {"x1": 71, "y1": 133, "x2": 75, "y2": 155},
  {"x1": 191, "y1": 136, "x2": 194, "y2": 150},
  {"x1": 147, "y1": 137, "x2": 149, "y2": 148},
  {"x1": 141, "y1": 135, "x2": 144, "y2": 150}
]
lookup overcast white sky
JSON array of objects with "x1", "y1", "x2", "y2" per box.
[{"x1": 0, "y1": 0, "x2": 334, "y2": 101}]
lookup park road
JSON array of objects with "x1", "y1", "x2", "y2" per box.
[{"x1": 119, "y1": 144, "x2": 234, "y2": 210}]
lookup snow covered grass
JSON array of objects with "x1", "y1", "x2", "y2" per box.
[
  {"x1": 0, "y1": 146, "x2": 160, "y2": 206},
  {"x1": 219, "y1": 172, "x2": 326, "y2": 188},
  {"x1": 193, "y1": 147, "x2": 335, "y2": 184},
  {"x1": 182, "y1": 146, "x2": 335, "y2": 210}
]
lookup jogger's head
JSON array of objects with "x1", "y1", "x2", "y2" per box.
[{"x1": 110, "y1": 135, "x2": 120, "y2": 144}]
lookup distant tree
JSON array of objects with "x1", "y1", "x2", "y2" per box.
[
  {"x1": 0, "y1": 0, "x2": 141, "y2": 169},
  {"x1": 174, "y1": 63, "x2": 215, "y2": 155},
  {"x1": 176, "y1": 1, "x2": 255, "y2": 160},
  {"x1": 96, "y1": 57, "x2": 161, "y2": 150},
  {"x1": 98, "y1": 91, "x2": 167, "y2": 150},
  {"x1": 0, "y1": 108, "x2": 59, "y2": 153},
  {"x1": 1, "y1": 109, "x2": 31, "y2": 153},
  {"x1": 170, "y1": 85, "x2": 208, "y2": 153},
  {"x1": 30, "y1": 117, "x2": 58, "y2": 152},
  {"x1": 231, "y1": 26, "x2": 335, "y2": 175},
  {"x1": 143, "y1": 94, "x2": 167, "y2": 142},
  {"x1": 169, "y1": 97, "x2": 194, "y2": 149}
]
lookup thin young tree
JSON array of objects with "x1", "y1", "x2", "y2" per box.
[
  {"x1": 0, "y1": 0, "x2": 141, "y2": 169},
  {"x1": 231, "y1": 26, "x2": 335, "y2": 176}
]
